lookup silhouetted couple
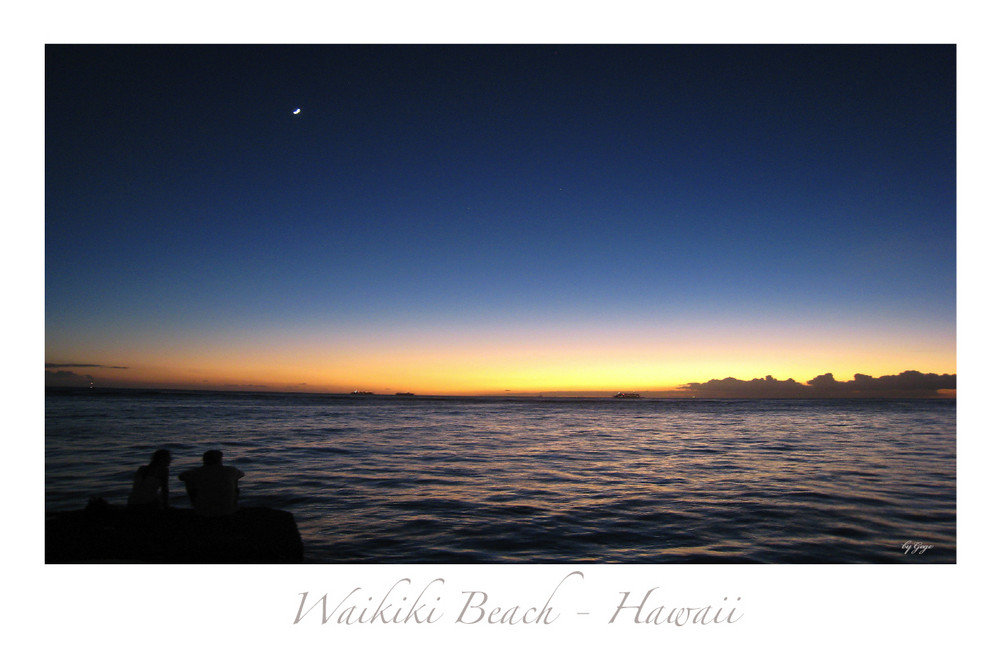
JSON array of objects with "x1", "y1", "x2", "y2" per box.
[{"x1": 129, "y1": 449, "x2": 244, "y2": 517}]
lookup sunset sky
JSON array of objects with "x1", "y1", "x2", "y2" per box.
[{"x1": 45, "y1": 44, "x2": 956, "y2": 395}]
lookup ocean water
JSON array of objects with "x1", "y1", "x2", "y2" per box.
[{"x1": 45, "y1": 389, "x2": 956, "y2": 563}]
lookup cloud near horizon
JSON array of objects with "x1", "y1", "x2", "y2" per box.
[
  {"x1": 45, "y1": 362, "x2": 130, "y2": 388},
  {"x1": 45, "y1": 370, "x2": 94, "y2": 386},
  {"x1": 679, "y1": 370, "x2": 956, "y2": 399},
  {"x1": 45, "y1": 363, "x2": 130, "y2": 369}
]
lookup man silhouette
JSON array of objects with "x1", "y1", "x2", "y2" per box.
[{"x1": 178, "y1": 450, "x2": 244, "y2": 517}]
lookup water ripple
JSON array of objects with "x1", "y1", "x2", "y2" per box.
[{"x1": 46, "y1": 392, "x2": 955, "y2": 563}]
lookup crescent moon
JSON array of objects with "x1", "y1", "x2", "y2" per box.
[{"x1": 292, "y1": 108, "x2": 301, "y2": 115}]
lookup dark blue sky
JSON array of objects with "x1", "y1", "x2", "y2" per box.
[{"x1": 45, "y1": 45, "x2": 955, "y2": 392}]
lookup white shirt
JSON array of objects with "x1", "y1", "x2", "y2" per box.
[{"x1": 178, "y1": 464, "x2": 244, "y2": 517}]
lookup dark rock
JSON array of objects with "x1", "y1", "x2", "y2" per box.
[{"x1": 46, "y1": 503, "x2": 304, "y2": 563}]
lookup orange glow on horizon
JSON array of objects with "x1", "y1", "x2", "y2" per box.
[
  {"x1": 46, "y1": 316, "x2": 955, "y2": 395},
  {"x1": 54, "y1": 340, "x2": 955, "y2": 396}
]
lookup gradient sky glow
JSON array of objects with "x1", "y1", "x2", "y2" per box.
[{"x1": 45, "y1": 44, "x2": 956, "y2": 394}]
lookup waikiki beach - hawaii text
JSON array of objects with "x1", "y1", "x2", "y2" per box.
[{"x1": 292, "y1": 572, "x2": 745, "y2": 626}]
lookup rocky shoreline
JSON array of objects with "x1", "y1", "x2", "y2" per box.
[{"x1": 46, "y1": 502, "x2": 304, "y2": 563}]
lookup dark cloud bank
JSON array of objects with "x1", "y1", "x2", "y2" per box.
[
  {"x1": 46, "y1": 370, "x2": 95, "y2": 386},
  {"x1": 678, "y1": 370, "x2": 955, "y2": 399},
  {"x1": 45, "y1": 363, "x2": 129, "y2": 369},
  {"x1": 45, "y1": 363, "x2": 129, "y2": 387}
]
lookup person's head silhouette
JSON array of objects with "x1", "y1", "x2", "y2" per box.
[
  {"x1": 203, "y1": 450, "x2": 223, "y2": 465},
  {"x1": 150, "y1": 449, "x2": 172, "y2": 468}
]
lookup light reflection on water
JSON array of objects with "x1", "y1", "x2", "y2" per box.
[{"x1": 46, "y1": 390, "x2": 955, "y2": 563}]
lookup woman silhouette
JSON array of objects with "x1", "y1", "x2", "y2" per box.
[{"x1": 127, "y1": 449, "x2": 172, "y2": 509}]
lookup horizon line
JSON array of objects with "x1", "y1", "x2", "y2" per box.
[{"x1": 44, "y1": 368, "x2": 956, "y2": 400}]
